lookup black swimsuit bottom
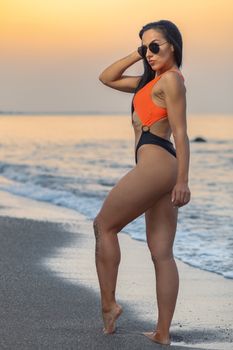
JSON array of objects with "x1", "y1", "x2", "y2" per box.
[{"x1": 135, "y1": 129, "x2": 177, "y2": 164}]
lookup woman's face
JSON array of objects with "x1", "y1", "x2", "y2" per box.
[{"x1": 141, "y1": 29, "x2": 175, "y2": 71}]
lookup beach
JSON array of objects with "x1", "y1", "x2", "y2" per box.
[
  {"x1": 0, "y1": 113, "x2": 232, "y2": 349},
  {"x1": 0, "y1": 189, "x2": 233, "y2": 350},
  {"x1": 1, "y1": 0, "x2": 233, "y2": 347}
]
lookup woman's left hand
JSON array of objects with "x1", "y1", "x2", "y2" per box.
[{"x1": 171, "y1": 182, "x2": 191, "y2": 208}]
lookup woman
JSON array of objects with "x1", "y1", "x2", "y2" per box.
[{"x1": 93, "y1": 19, "x2": 191, "y2": 346}]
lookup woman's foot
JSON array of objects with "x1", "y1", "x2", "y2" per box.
[
  {"x1": 102, "y1": 303, "x2": 123, "y2": 334},
  {"x1": 143, "y1": 330, "x2": 171, "y2": 345}
]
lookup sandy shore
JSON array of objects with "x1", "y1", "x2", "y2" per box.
[{"x1": 0, "y1": 190, "x2": 233, "y2": 349}]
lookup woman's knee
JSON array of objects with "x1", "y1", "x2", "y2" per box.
[
  {"x1": 93, "y1": 213, "x2": 120, "y2": 236},
  {"x1": 149, "y1": 244, "x2": 174, "y2": 263}
]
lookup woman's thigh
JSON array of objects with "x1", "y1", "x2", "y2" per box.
[
  {"x1": 96, "y1": 148, "x2": 178, "y2": 234},
  {"x1": 145, "y1": 190, "x2": 179, "y2": 260}
]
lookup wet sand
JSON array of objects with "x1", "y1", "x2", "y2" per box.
[{"x1": 0, "y1": 191, "x2": 233, "y2": 349}]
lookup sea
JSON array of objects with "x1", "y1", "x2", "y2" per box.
[{"x1": 0, "y1": 113, "x2": 232, "y2": 280}]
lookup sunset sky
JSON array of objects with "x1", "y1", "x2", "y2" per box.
[{"x1": 0, "y1": 0, "x2": 232, "y2": 114}]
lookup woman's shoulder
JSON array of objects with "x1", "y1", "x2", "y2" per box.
[
  {"x1": 161, "y1": 68, "x2": 184, "y2": 81},
  {"x1": 161, "y1": 69, "x2": 186, "y2": 94}
]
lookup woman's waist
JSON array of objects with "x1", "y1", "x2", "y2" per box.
[{"x1": 134, "y1": 128, "x2": 173, "y2": 145}]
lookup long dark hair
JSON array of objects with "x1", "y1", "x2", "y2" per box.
[{"x1": 131, "y1": 20, "x2": 183, "y2": 116}]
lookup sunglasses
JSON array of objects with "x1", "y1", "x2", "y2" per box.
[{"x1": 138, "y1": 41, "x2": 168, "y2": 58}]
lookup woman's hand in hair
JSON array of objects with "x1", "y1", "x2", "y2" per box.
[{"x1": 137, "y1": 46, "x2": 144, "y2": 59}]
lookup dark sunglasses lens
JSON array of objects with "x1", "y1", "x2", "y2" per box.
[
  {"x1": 149, "y1": 42, "x2": 160, "y2": 54},
  {"x1": 139, "y1": 43, "x2": 160, "y2": 57}
]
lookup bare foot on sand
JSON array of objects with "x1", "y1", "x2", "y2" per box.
[
  {"x1": 102, "y1": 304, "x2": 123, "y2": 334},
  {"x1": 143, "y1": 330, "x2": 171, "y2": 345}
]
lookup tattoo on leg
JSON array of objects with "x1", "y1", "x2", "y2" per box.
[{"x1": 93, "y1": 218, "x2": 101, "y2": 260}]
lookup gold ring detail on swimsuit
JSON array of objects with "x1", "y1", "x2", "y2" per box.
[{"x1": 142, "y1": 125, "x2": 150, "y2": 132}]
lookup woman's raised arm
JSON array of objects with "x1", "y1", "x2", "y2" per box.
[{"x1": 99, "y1": 51, "x2": 142, "y2": 93}]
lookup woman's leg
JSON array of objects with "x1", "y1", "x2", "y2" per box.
[
  {"x1": 93, "y1": 216, "x2": 123, "y2": 334},
  {"x1": 93, "y1": 150, "x2": 177, "y2": 334},
  {"x1": 143, "y1": 190, "x2": 179, "y2": 345}
]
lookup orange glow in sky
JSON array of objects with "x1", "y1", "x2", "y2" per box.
[
  {"x1": 0, "y1": 0, "x2": 232, "y2": 113},
  {"x1": 1, "y1": 0, "x2": 232, "y2": 56}
]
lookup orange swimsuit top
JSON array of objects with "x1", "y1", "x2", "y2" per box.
[{"x1": 133, "y1": 69, "x2": 185, "y2": 126}]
